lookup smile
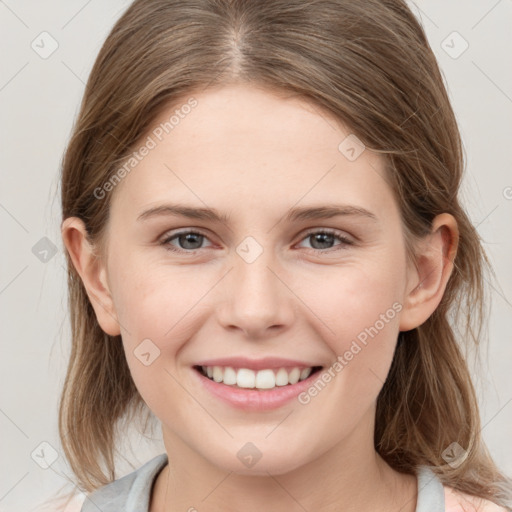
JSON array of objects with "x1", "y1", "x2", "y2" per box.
[
  {"x1": 194, "y1": 365, "x2": 323, "y2": 390},
  {"x1": 192, "y1": 363, "x2": 325, "y2": 411}
]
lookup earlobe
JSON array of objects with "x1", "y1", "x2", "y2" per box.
[
  {"x1": 399, "y1": 213, "x2": 459, "y2": 332},
  {"x1": 61, "y1": 217, "x2": 121, "y2": 336}
]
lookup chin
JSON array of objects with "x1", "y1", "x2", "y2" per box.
[{"x1": 207, "y1": 444, "x2": 309, "y2": 476}]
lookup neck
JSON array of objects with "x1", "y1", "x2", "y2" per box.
[{"x1": 150, "y1": 411, "x2": 417, "y2": 512}]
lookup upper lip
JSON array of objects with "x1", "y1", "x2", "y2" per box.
[{"x1": 194, "y1": 357, "x2": 323, "y2": 371}]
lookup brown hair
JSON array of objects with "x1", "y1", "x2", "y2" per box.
[{"x1": 58, "y1": 0, "x2": 512, "y2": 507}]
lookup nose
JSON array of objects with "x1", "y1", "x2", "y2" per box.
[{"x1": 216, "y1": 246, "x2": 296, "y2": 339}]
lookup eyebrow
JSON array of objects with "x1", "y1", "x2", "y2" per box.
[{"x1": 137, "y1": 203, "x2": 378, "y2": 223}]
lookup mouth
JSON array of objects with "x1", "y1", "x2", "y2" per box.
[{"x1": 193, "y1": 364, "x2": 323, "y2": 391}]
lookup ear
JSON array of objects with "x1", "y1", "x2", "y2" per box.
[
  {"x1": 61, "y1": 217, "x2": 121, "y2": 336},
  {"x1": 399, "y1": 213, "x2": 459, "y2": 332}
]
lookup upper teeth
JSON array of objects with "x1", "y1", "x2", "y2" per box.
[{"x1": 202, "y1": 366, "x2": 313, "y2": 389}]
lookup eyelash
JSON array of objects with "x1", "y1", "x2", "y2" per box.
[{"x1": 160, "y1": 228, "x2": 354, "y2": 254}]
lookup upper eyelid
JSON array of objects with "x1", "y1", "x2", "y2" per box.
[{"x1": 160, "y1": 227, "x2": 213, "y2": 242}]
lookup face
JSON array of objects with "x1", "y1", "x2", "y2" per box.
[{"x1": 100, "y1": 83, "x2": 414, "y2": 475}]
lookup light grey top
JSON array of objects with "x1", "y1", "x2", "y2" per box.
[{"x1": 80, "y1": 453, "x2": 445, "y2": 511}]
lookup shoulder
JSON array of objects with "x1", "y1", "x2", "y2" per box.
[
  {"x1": 444, "y1": 486, "x2": 509, "y2": 512},
  {"x1": 81, "y1": 453, "x2": 168, "y2": 511}
]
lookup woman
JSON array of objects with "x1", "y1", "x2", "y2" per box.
[{"x1": 58, "y1": 0, "x2": 512, "y2": 510}]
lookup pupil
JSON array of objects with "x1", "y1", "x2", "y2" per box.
[
  {"x1": 181, "y1": 233, "x2": 202, "y2": 250},
  {"x1": 311, "y1": 233, "x2": 333, "y2": 249}
]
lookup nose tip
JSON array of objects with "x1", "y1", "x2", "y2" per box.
[{"x1": 216, "y1": 251, "x2": 294, "y2": 338}]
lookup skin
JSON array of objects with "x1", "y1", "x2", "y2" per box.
[{"x1": 62, "y1": 83, "x2": 460, "y2": 512}]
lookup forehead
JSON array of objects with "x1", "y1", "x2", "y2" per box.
[{"x1": 110, "y1": 84, "x2": 397, "y2": 222}]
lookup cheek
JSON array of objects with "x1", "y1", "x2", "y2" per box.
[
  {"x1": 108, "y1": 263, "x2": 190, "y2": 410},
  {"x1": 109, "y1": 247, "x2": 186, "y2": 329},
  {"x1": 302, "y1": 254, "x2": 406, "y2": 387},
  {"x1": 108, "y1": 257, "x2": 211, "y2": 373},
  {"x1": 306, "y1": 257, "x2": 404, "y2": 339}
]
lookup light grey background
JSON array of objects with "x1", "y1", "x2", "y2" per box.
[{"x1": 1, "y1": 1, "x2": 511, "y2": 510}]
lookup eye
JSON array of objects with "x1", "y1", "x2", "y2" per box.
[
  {"x1": 160, "y1": 228, "x2": 354, "y2": 254},
  {"x1": 296, "y1": 229, "x2": 354, "y2": 252},
  {"x1": 161, "y1": 230, "x2": 212, "y2": 253}
]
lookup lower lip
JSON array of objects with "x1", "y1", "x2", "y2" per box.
[{"x1": 192, "y1": 367, "x2": 322, "y2": 411}]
